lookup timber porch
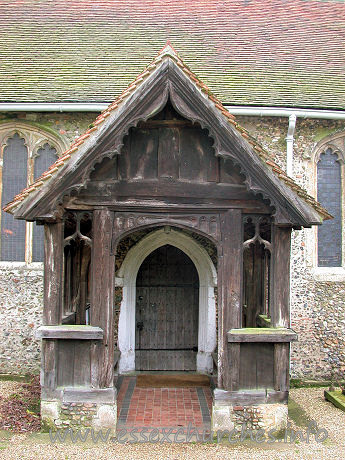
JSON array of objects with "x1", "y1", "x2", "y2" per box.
[{"x1": 5, "y1": 44, "x2": 328, "y2": 434}]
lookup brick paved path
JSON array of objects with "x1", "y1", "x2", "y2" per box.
[{"x1": 116, "y1": 376, "x2": 212, "y2": 433}]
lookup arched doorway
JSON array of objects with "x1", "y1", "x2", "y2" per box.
[
  {"x1": 135, "y1": 244, "x2": 199, "y2": 371},
  {"x1": 116, "y1": 228, "x2": 217, "y2": 374}
]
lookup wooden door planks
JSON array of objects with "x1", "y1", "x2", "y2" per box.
[{"x1": 135, "y1": 245, "x2": 199, "y2": 371}]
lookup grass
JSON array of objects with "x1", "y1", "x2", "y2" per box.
[
  {"x1": 288, "y1": 398, "x2": 311, "y2": 428},
  {"x1": 290, "y1": 379, "x2": 345, "y2": 389},
  {"x1": 0, "y1": 374, "x2": 32, "y2": 383}
]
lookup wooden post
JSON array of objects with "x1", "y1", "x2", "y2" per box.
[
  {"x1": 270, "y1": 226, "x2": 292, "y2": 328},
  {"x1": 90, "y1": 209, "x2": 115, "y2": 389},
  {"x1": 42, "y1": 221, "x2": 64, "y2": 396},
  {"x1": 218, "y1": 209, "x2": 242, "y2": 390},
  {"x1": 270, "y1": 226, "x2": 292, "y2": 393},
  {"x1": 274, "y1": 343, "x2": 290, "y2": 391},
  {"x1": 43, "y1": 222, "x2": 64, "y2": 325}
]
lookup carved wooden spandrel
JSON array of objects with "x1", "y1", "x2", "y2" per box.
[{"x1": 111, "y1": 212, "x2": 221, "y2": 250}]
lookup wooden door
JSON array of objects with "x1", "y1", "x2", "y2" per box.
[{"x1": 135, "y1": 244, "x2": 199, "y2": 370}]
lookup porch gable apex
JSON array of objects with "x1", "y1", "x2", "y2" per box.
[{"x1": 4, "y1": 44, "x2": 330, "y2": 226}]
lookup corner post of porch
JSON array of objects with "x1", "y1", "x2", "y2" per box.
[
  {"x1": 218, "y1": 209, "x2": 243, "y2": 391},
  {"x1": 90, "y1": 209, "x2": 115, "y2": 389},
  {"x1": 41, "y1": 221, "x2": 64, "y2": 395},
  {"x1": 270, "y1": 225, "x2": 292, "y2": 392}
]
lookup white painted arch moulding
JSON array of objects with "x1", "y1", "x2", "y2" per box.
[{"x1": 116, "y1": 228, "x2": 217, "y2": 374}]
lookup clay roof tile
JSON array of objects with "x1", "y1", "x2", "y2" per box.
[{"x1": 3, "y1": 43, "x2": 331, "y2": 221}]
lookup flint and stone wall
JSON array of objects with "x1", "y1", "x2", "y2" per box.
[
  {"x1": 0, "y1": 265, "x2": 43, "y2": 374},
  {"x1": 1, "y1": 112, "x2": 345, "y2": 380},
  {"x1": 212, "y1": 402, "x2": 288, "y2": 434},
  {"x1": 41, "y1": 400, "x2": 117, "y2": 433}
]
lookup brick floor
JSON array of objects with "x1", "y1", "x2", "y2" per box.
[{"x1": 116, "y1": 376, "x2": 213, "y2": 433}]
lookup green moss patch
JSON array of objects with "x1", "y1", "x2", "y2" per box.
[
  {"x1": 290, "y1": 379, "x2": 345, "y2": 388},
  {"x1": 288, "y1": 398, "x2": 312, "y2": 428},
  {"x1": 0, "y1": 374, "x2": 32, "y2": 383},
  {"x1": 324, "y1": 390, "x2": 345, "y2": 412}
]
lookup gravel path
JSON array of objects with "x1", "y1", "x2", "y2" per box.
[{"x1": 0, "y1": 386, "x2": 344, "y2": 459}]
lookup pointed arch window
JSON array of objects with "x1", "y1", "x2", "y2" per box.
[
  {"x1": 0, "y1": 124, "x2": 66, "y2": 263},
  {"x1": 1, "y1": 134, "x2": 28, "y2": 261},
  {"x1": 317, "y1": 147, "x2": 343, "y2": 267}
]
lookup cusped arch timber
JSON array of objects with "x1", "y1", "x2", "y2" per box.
[{"x1": 115, "y1": 227, "x2": 217, "y2": 374}]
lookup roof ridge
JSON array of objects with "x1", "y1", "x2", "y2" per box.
[{"x1": 3, "y1": 43, "x2": 331, "y2": 221}]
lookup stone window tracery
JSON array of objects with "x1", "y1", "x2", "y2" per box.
[
  {"x1": 313, "y1": 132, "x2": 345, "y2": 270},
  {"x1": 0, "y1": 123, "x2": 67, "y2": 262},
  {"x1": 317, "y1": 148, "x2": 342, "y2": 267}
]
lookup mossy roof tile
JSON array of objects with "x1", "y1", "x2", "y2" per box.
[
  {"x1": 0, "y1": 0, "x2": 344, "y2": 109},
  {"x1": 3, "y1": 44, "x2": 331, "y2": 222}
]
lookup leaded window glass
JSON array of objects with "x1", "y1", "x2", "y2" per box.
[
  {"x1": 0, "y1": 128, "x2": 62, "y2": 263},
  {"x1": 317, "y1": 148, "x2": 342, "y2": 267},
  {"x1": 1, "y1": 134, "x2": 27, "y2": 261}
]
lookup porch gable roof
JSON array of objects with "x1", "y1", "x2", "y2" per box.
[{"x1": 3, "y1": 44, "x2": 330, "y2": 226}]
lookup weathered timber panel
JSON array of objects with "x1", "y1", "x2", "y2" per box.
[
  {"x1": 135, "y1": 245, "x2": 199, "y2": 371},
  {"x1": 119, "y1": 128, "x2": 159, "y2": 180},
  {"x1": 90, "y1": 156, "x2": 118, "y2": 181},
  {"x1": 73, "y1": 340, "x2": 91, "y2": 386},
  {"x1": 239, "y1": 343, "x2": 274, "y2": 390},
  {"x1": 274, "y1": 343, "x2": 290, "y2": 392},
  {"x1": 42, "y1": 339, "x2": 57, "y2": 393},
  {"x1": 57, "y1": 340, "x2": 91, "y2": 387},
  {"x1": 158, "y1": 127, "x2": 180, "y2": 178},
  {"x1": 82, "y1": 181, "x2": 251, "y2": 201},
  {"x1": 90, "y1": 209, "x2": 115, "y2": 388},
  {"x1": 57, "y1": 340, "x2": 75, "y2": 387},
  {"x1": 42, "y1": 222, "x2": 64, "y2": 393},
  {"x1": 44, "y1": 222, "x2": 64, "y2": 325},
  {"x1": 218, "y1": 210, "x2": 242, "y2": 390},
  {"x1": 270, "y1": 227, "x2": 291, "y2": 327},
  {"x1": 88, "y1": 119, "x2": 250, "y2": 190},
  {"x1": 179, "y1": 127, "x2": 217, "y2": 182}
]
